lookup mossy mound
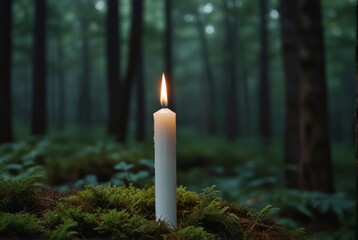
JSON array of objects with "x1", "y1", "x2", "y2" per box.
[{"x1": 0, "y1": 175, "x2": 310, "y2": 240}]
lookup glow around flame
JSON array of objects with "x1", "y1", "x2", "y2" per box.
[{"x1": 160, "y1": 73, "x2": 168, "y2": 107}]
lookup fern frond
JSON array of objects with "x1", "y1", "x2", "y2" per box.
[
  {"x1": 47, "y1": 219, "x2": 78, "y2": 240},
  {"x1": 201, "y1": 185, "x2": 220, "y2": 205},
  {"x1": 254, "y1": 205, "x2": 280, "y2": 221}
]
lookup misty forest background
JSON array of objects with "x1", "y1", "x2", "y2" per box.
[{"x1": 0, "y1": 0, "x2": 356, "y2": 239}]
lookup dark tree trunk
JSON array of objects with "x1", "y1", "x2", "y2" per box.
[
  {"x1": 355, "y1": 3, "x2": 358, "y2": 234},
  {"x1": 280, "y1": 0, "x2": 300, "y2": 188},
  {"x1": 106, "y1": 0, "x2": 121, "y2": 137},
  {"x1": 0, "y1": 0, "x2": 13, "y2": 143},
  {"x1": 49, "y1": 50, "x2": 56, "y2": 127},
  {"x1": 31, "y1": 0, "x2": 47, "y2": 135},
  {"x1": 136, "y1": 53, "x2": 145, "y2": 142},
  {"x1": 259, "y1": 0, "x2": 271, "y2": 143},
  {"x1": 224, "y1": 0, "x2": 238, "y2": 141},
  {"x1": 117, "y1": 0, "x2": 143, "y2": 142},
  {"x1": 57, "y1": 36, "x2": 65, "y2": 130},
  {"x1": 298, "y1": 0, "x2": 334, "y2": 193},
  {"x1": 195, "y1": 13, "x2": 216, "y2": 135},
  {"x1": 242, "y1": 68, "x2": 250, "y2": 135},
  {"x1": 164, "y1": 0, "x2": 174, "y2": 109},
  {"x1": 78, "y1": 18, "x2": 92, "y2": 126}
]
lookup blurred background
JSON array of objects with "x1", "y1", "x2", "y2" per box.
[{"x1": 0, "y1": 0, "x2": 356, "y2": 239}]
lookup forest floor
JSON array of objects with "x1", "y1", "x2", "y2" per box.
[{"x1": 0, "y1": 128, "x2": 355, "y2": 239}]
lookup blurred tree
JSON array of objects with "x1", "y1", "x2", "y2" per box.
[
  {"x1": 106, "y1": 0, "x2": 121, "y2": 137},
  {"x1": 355, "y1": 4, "x2": 358, "y2": 218},
  {"x1": 31, "y1": 0, "x2": 47, "y2": 135},
  {"x1": 224, "y1": 0, "x2": 239, "y2": 141},
  {"x1": 194, "y1": 6, "x2": 216, "y2": 135},
  {"x1": 241, "y1": 68, "x2": 250, "y2": 135},
  {"x1": 164, "y1": 0, "x2": 174, "y2": 109},
  {"x1": 56, "y1": 33, "x2": 65, "y2": 130},
  {"x1": 0, "y1": 0, "x2": 13, "y2": 143},
  {"x1": 136, "y1": 50, "x2": 146, "y2": 142},
  {"x1": 77, "y1": 1, "x2": 92, "y2": 126},
  {"x1": 51, "y1": 0, "x2": 66, "y2": 130},
  {"x1": 258, "y1": 0, "x2": 271, "y2": 143},
  {"x1": 118, "y1": 0, "x2": 143, "y2": 142},
  {"x1": 298, "y1": 0, "x2": 334, "y2": 193},
  {"x1": 323, "y1": 0, "x2": 355, "y2": 143},
  {"x1": 280, "y1": 0, "x2": 300, "y2": 188}
]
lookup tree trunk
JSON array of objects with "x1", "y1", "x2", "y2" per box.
[
  {"x1": 0, "y1": 0, "x2": 13, "y2": 143},
  {"x1": 136, "y1": 53, "x2": 145, "y2": 142},
  {"x1": 280, "y1": 0, "x2": 300, "y2": 188},
  {"x1": 224, "y1": 0, "x2": 238, "y2": 141},
  {"x1": 242, "y1": 68, "x2": 250, "y2": 136},
  {"x1": 49, "y1": 47, "x2": 56, "y2": 128},
  {"x1": 298, "y1": 0, "x2": 334, "y2": 193},
  {"x1": 355, "y1": 4, "x2": 358, "y2": 233},
  {"x1": 259, "y1": 0, "x2": 271, "y2": 143},
  {"x1": 117, "y1": 0, "x2": 143, "y2": 142},
  {"x1": 57, "y1": 35, "x2": 65, "y2": 130},
  {"x1": 164, "y1": 0, "x2": 174, "y2": 109},
  {"x1": 78, "y1": 18, "x2": 92, "y2": 126},
  {"x1": 31, "y1": 0, "x2": 47, "y2": 135},
  {"x1": 195, "y1": 13, "x2": 216, "y2": 135},
  {"x1": 106, "y1": 0, "x2": 121, "y2": 137}
]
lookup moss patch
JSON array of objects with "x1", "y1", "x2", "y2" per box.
[{"x1": 0, "y1": 178, "x2": 311, "y2": 240}]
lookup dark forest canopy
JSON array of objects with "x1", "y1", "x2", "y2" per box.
[{"x1": 3, "y1": 0, "x2": 354, "y2": 143}]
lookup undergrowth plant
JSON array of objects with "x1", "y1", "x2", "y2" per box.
[
  {"x1": 1, "y1": 136, "x2": 346, "y2": 239},
  {"x1": 0, "y1": 212, "x2": 42, "y2": 238},
  {"x1": 0, "y1": 162, "x2": 43, "y2": 213},
  {"x1": 0, "y1": 166, "x2": 310, "y2": 240}
]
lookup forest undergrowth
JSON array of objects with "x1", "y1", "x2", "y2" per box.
[{"x1": 0, "y1": 133, "x2": 355, "y2": 239}]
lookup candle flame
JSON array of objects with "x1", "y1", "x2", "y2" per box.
[{"x1": 160, "y1": 73, "x2": 168, "y2": 107}]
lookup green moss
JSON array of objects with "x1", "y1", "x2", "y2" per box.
[
  {"x1": 0, "y1": 177, "x2": 308, "y2": 240},
  {"x1": 0, "y1": 212, "x2": 42, "y2": 237},
  {"x1": 43, "y1": 205, "x2": 99, "y2": 237},
  {"x1": 63, "y1": 185, "x2": 156, "y2": 219},
  {"x1": 0, "y1": 175, "x2": 41, "y2": 213},
  {"x1": 46, "y1": 219, "x2": 78, "y2": 240},
  {"x1": 95, "y1": 209, "x2": 170, "y2": 239},
  {"x1": 177, "y1": 186, "x2": 201, "y2": 220},
  {"x1": 176, "y1": 226, "x2": 215, "y2": 240},
  {"x1": 187, "y1": 203, "x2": 243, "y2": 239}
]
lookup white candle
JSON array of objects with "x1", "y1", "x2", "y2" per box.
[{"x1": 153, "y1": 73, "x2": 177, "y2": 227}]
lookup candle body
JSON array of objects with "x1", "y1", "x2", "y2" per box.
[{"x1": 153, "y1": 108, "x2": 176, "y2": 227}]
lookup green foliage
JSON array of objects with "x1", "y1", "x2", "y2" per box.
[
  {"x1": 187, "y1": 203, "x2": 243, "y2": 239},
  {"x1": 44, "y1": 205, "x2": 99, "y2": 237},
  {"x1": 2, "y1": 137, "x2": 351, "y2": 238},
  {"x1": 0, "y1": 175, "x2": 41, "y2": 212},
  {"x1": 0, "y1": 177, "x2": 307, "y2": 239},
  {"x1": 95, "y1": 209, "x2": 163, "y2": 239},
  {"x1": 176, "y1": 226, "x2": 215, "y2": 240},
  {"x1": 111, "y1": 160, "x2": 151, "y2": 186},
  {"x1": 289, "y1": 227, "x2": 306, "y2": 238},
  {"x1": 0, "y1": 213, "x2": 42, "y2": 237},
  {"x1": 78, "y1": 185, "x2": 116, "y2": 210},
  {"x1": 183, "y1": 186, "x2": 243, "y2": 239},
  {"x1": 177, "y1": 186, "x2": 201, "y2": 219},
  {"x1": 46, "y1": 219, "x2": 78, "y2": 240},
  {"x1": 64, "y1": 185, "x2": 156, "y2": 218},
  {"x1": 253, "y1": 205, "x2": 280, "y2": 222},
  {"x1": 0, "y1": 137, "x2": 154, "y2": 191},
  {"x1": 263, "y1": 189, "x2": 355, "y2": 222},
  {"x1": 0, "y1": 139, "x2": 46, "y2": 180},
  {"x1": 201, "y1": 185, "x2": 221, "y2": 205}
]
